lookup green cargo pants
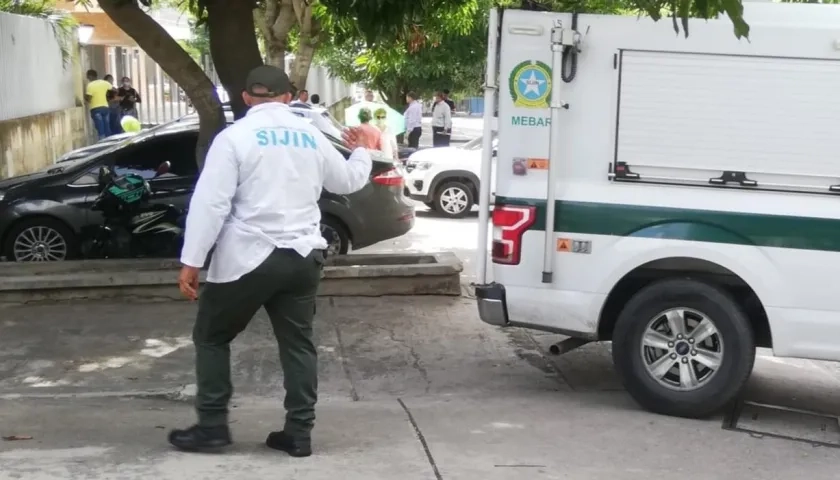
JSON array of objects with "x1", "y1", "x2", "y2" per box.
[{"x1": 192, "y1": 248, "x2": 323, "y2": 439}]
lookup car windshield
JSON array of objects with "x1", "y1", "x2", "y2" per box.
[
  {"x1": 323, "y1": 132, "x2": 351, "y2": 155},
  {"x1": 459, "y1": 132, "x2": 498, "y2": 151},
  {"x1": 49, "y1": 120, "x2": 190, "y2": 174},
  {"x1": 320, "y1": 111, "x2": 346, "y2": 134}
]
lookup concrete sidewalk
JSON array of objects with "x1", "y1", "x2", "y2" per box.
[
  {"x1": 3, "y1": 393, "x2": 840, "y2": 480},
  {"x1": 2, "y1": 296, "x2": 840, "y2": 479}
]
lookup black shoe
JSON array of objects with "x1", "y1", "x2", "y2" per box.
[
  {"x1": 265, "y1": 431, "x2": 312, "y2": 457},
  {"x1": 168, "y1": 425, "x2": 232, "y2": 451}
]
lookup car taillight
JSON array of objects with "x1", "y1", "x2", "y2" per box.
[
  {"x1": 372, "y1": 167, "x2": 404, "y2": 186},
  {"x1": 491, "y1": 205, "x2": 536, "y2": 265}
]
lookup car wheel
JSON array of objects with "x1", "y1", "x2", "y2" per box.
[
  {"x1": 320, "y1": 215, "x2": 350, "y2": 256},
  {"x1": 424, "y1": 202, "x2": 438, "y2": 211},
  {"x1": 611, "y1": 278, "x2": 755, "y2": 419},
  {"x1": 4, "y1": 217, "x2": 78, "y2": 262},
  {"x1": 434, "y1": 181, "x2": 474, "y2": 218}
]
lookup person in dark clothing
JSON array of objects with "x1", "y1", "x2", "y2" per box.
[
  {"x1": 117, "y1": 76, "x2": 141, "y2": 118},
  {"x1": 103, "y1": 75, "x2": 123, "y2": 136}
]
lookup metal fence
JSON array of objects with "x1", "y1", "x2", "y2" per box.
[
  {"x1": 0, "y1": 12, "x2": 77, "y2": 122},
  {"x1": 83, "y1": 45, "x2": 194, "y2": 126},
  {"x1": 82, "y1": 46, "x2": 356, "y2": 126}
]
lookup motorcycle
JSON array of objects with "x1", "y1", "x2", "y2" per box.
[{"x1": 80, "y1": 162, "x2": 186, "y2": 259}]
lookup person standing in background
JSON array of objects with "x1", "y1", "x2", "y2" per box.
[
  {"x1": 84, "y1": 69, "x2": 112, "y2": 139},
  {"x1": 364, "y1": 90, "x2": 374, "y2": 102},
  {"x1": 403, "y1": 92, "x2": 422, "y2": 149},
  {"x1": 356, "y1": 108, "x2": 383, "y2": 151},
  {"x1": 373, "y1": 108, "x2": 399, "y2": 160},
  {"x1": 431, "y1": 91, "x2": 452, "y2": 147},
  {"x1": 291, "y1": 89, "x2": 310, "y2": 108},
  {"x1": 442, "y1": 89, "x2": 456, "y2": 114},
  {"x1": 310, "y1": 94, "x2": 323, "y2": 107},
  {"x1": 103, "y1": 75, "x2": 123, "y2": 136},
  {"x1": 118, "y1": 77, "x2": 142, "y2": 118}
]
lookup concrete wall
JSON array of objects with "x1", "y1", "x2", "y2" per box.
[
  {"x1": 0, "y1": 107, "x2": 89, "y2": 179},
  {"x1": 329, "y1": 97, "x2": 354, "y2": 125}
]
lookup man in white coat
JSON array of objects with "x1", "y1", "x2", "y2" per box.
[{"x1": 168, "y1": 65, "x2": 372, "y2": 457}]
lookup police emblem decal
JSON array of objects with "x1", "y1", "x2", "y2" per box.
[{"x1": 509, "y1": 60, "x2": 552, "y2": 109}]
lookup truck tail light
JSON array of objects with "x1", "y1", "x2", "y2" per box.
[
  {"x1": 372, "y1": 167, "x2": 404, "y2": 186},
  {"x1": 491, "y1": 205, "x2": 536, "y2": 265}
]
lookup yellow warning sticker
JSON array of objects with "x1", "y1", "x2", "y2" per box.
[
  {"x1": 527, "y1": 158, "x2": 549, "y2": 170},
  {"x1": 557, "y1": 238, "x2": 571, "y2": 252}
]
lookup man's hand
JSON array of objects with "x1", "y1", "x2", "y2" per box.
[
  {"x1": 178, "y1": 266, "x2": 200, "y2": 301},
  {"x1": 342, "y1": 126, "x2": 368, "y2": 150}
]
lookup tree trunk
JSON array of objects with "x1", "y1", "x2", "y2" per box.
[
  {"x1": 206, "y1": 0, "x2": 264, "y2": 119},
  {"x1": 97, "y1": 0, "x2": 223, "y2": 168},
  {"x1": 289, "y1": 0, "x2": 321, "y2": 92},
  {"x1": 256, "y1": 0, "x2": 296, "y2": 70}
]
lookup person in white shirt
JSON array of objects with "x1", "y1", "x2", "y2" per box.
[
  {"x1": 168, "y1": 65, "x2": 372, "y2": 457},
  {"x1": 431, "y1": 90, "x2": 452, "y2": 147},
  {"x1": 403, "y1": 91, "x2": 423, "y2": 148},
  {"x1": 373, "y1": 107, "x2": 399, "y2": 160},
  {"x1": 290, "y1": 89, "x2": 310, "y2": 108}
]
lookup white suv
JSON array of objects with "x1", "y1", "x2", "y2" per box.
[{"x1": 404, "y1": 133, "x2": 497, "y2": 218}]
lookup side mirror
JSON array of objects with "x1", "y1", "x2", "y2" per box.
[
  {"x1": 155, "y1": 161, "x2": 171, "y2": 178},
  {"x1": 97, "y1": 166, "x2": 111, "y2": 186},
  {"x1": 491, "y1": 149, "x2": 497, "y2": 158}
]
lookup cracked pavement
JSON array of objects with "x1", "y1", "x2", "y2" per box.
[{"x1": 2, "y1": 297, "x2": 840, "y2": 479}]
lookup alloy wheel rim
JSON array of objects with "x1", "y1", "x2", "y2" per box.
[
  {"x1": 320, "y1": 224, "x2": 343, "y2": 256},
  {"x1": 440, "y1": 187, "x2": 468, "y2": 214},
  {"x1": 13, "y1": 226, "x2": 68, "y2": 262},
  {"x1": 640, "y1": 307, "x2": 724, "y2": 391}
]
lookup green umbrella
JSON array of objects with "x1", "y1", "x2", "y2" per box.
[{"x1": 344, "y1": 101, "x2": 406, "y2": 135}]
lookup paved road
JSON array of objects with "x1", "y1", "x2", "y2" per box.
[
  {"x1": 419, "y1": 115, "x2": 485, "y2": 146},
  {"x1": 1, "y1": 298, "x2": 840, "y2": 479},
  {"x1": 355, "y1": 205, "x2": 484, "y2": 283}
]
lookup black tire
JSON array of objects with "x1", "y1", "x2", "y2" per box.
[
  {"x1": 424, "y1": 201, "x2": 438, "y2": 211},
  {"x1": 320, "y1": 215, "x2": 350, "y2": 256},
  {"x1": 611, "y1": 278, "x2": 755, "y2": 419},
  {"x1": 3, "y1": 217, "x2": 78, "y2": 262},
  {"x1": 434, "y1": 181, "x2": 474, "y2": 219}
]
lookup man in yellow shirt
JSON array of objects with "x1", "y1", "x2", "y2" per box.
[{"x1": 85, "y1": 69, "x2": 113, "y2": 139}]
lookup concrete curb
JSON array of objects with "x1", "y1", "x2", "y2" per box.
[{"x1": 0, "y1": 252, "x2": 463, "y2": 303}]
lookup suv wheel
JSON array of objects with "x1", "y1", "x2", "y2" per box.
[
  {"x1": 612, "y1": 278, "x2": 755, "y2": 418},
  {"x1": 4, "y1": 218, "x2": 77, "y2": 262},
  {"x1": 434, "y1": 181, "x2": 474, "y2": 218},
  {"x1": 320, "y1": 216, "x2": 350, "y2": 256}
]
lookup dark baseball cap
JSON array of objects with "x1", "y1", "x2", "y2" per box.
[{"x1": 245, "y1": 65, "x2": 293, "y2": 98}]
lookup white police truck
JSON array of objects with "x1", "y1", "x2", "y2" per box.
[{"x1": 474, "y1": 3, "x2": 840, "y2": 418}]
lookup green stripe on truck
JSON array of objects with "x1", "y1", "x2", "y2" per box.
[{"x1": 495, "y1": 196, "x2": 840, "y2": 252}]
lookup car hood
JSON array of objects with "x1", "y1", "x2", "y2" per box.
[
  {"x1": 407, "y1": 146, "x2": 480, "y2": 164},
  {"x1": 0, "y1": 168, "x2": 64, "y2": 192},
  {"x1": 57, "y1": 143, "x2": 110, "y2": 162}
]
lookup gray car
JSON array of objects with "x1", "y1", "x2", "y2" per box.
[{"x1": 0, "y1": 115, "x2": 414, "y2": 261}]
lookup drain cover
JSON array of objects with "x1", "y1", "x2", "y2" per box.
[{"x1": 724, "y1": 401, "x2": 840, "y2": 448}]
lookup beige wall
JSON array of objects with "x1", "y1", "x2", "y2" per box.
[{"x1": 0, "y1": 107, "x2": 90, "y2": 179}]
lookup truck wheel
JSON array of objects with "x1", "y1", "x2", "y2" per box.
[
  {"x1": 434, "y1": 181, "x2": 474, "y2": 218},
  {"x1": 611, "y1": 278, "x2": 755, "y2": 418}
]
